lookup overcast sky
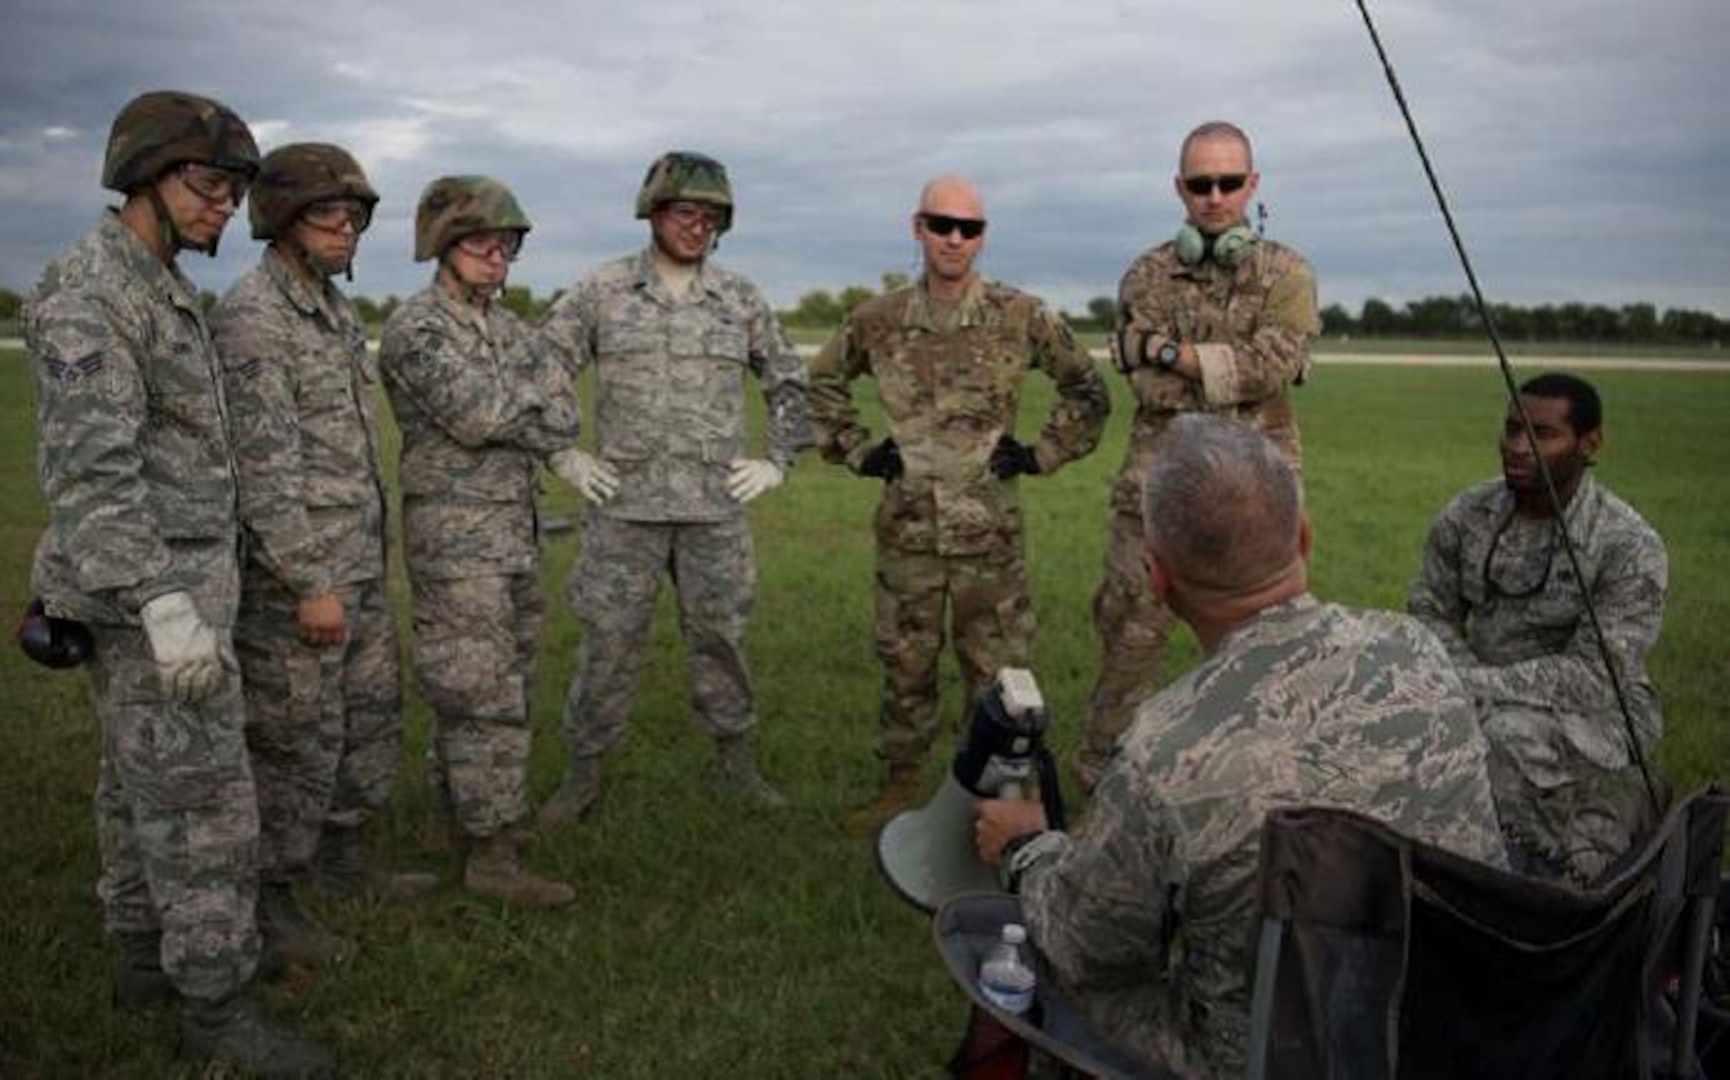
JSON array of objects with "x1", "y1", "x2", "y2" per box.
[{"x1": 2, "y1": 0, "x2": 1726, "y2": 317}]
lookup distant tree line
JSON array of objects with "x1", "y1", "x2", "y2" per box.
[
  {"x1": 2, "y1": 284, "x2": 1722, "y2": 346},
  {"x1": 1318, "y1": 295, "x2": 1726, "y2": 346}
]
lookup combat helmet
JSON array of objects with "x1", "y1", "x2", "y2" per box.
[
  {"x1": 414, "y1": 175, "x2": 531, "y2": 262},
  {"x1": 102, "y1": 90, "x2": 259, "y2": 195},
  {"x1": 635, "y1": 151, "x2": 733, "y2": 234},
  {"x1": 250, "y1": 143, "x2": 378, "y2": 241}
]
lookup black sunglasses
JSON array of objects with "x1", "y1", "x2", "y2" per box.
[
  {"x1": 921, "y1": 214, "x2": 987, "y2": 240},
  {"x1": 1182, "y1": 174, "x2": 1249, "y2": 196}
]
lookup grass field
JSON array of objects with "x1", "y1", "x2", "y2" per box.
[{"x1": 1, "y1": 349, "x2": 1726, "y2": 1076}]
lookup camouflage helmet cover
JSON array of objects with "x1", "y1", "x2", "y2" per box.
[
  {"x1": 249, "y1": 142, "x2": 379, "y2": 240},
  {"x1": 635, "y1": 151, "x2": 733, "y2": 233},
  {"x1": 102, "y1": 90, "x2": 260, "y2": 194},
  {"x1": 414, "y1": 175, "x2": 532, "y2": 262}
]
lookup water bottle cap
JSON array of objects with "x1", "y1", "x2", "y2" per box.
[{"x1": 1002, "y1": 922, "x2": 1027, "y2": 945}]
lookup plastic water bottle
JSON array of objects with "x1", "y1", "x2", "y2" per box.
[{"x1": 978, "y1": 922, "x2": 1037, "y2": 1015}]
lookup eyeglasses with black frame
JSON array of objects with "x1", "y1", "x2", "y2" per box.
[
  {"x1": 661, "y1": 201, "x2": 723, "y2": 229},
  {"x1": 455, "y1": 231, "x2": 523, "y2": 263},
  {"x1": 301, "y1": 198, "x2": 373, "y2": 234},
  {"x1": 920, "y1": 214, "x2": 987, "y2": 240},
  {"x1": 1479, "y1": 508, "x2": 1561, "y2": 600},
  {"x1": 176, "y1": 162, "x2": 250, "y2": 206},
  {"x1": 1181, "y1": 174, "x2": 1249, "y2": 197}
]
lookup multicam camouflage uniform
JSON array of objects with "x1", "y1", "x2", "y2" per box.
[
  {"x1": 538, "y1": 249, "x2": 808, "y2": 757},
  {"x1": 27, "y1": 211, "x2": 261, "y2": 1002},
  {"x1": 1408, "y1": 474, "x2": 1668, "y2": 884},
  {"x1": 380, "y1": 285, "x2": 578, "y2": 839},
  {"x1": 213, "y1": 247, "x2": 398, "y2": 882},
  {"x1": 1081, "y1": 238, "x2": 1319, "y2": 785},
  {"x1": 808, "y1": 277, "x2": 1109, "y2": 764},
  {"x1": 1014, "y1": 595, "x2": 1505, "y2": 1078}
]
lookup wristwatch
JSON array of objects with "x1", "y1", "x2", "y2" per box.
[{"x1": 1155, "y1": 341, "x2": 1182, "y2": 371}]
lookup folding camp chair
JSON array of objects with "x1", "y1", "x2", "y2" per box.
[
  {"x1": 933, "y1": 891, "x2": 1175, "y2": 1080},
  {"x1": 1245, "y1": 788, "x2": 1727, "y2": 1080}
]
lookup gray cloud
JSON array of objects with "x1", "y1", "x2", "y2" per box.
[{"x1": 2, "y1": 0, "x2": 1725, "y2": 317}]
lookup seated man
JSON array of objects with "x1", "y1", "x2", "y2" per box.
[
  {"x1": 973, "y1": 415, "x2": 1506, "y2": 1079},
  {"x1": 1408, "y1": 372, "x2": 1668, "y2": 885}
]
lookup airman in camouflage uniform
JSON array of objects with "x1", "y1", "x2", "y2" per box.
[
  {"x1": 1408, "y1": 373, "x2": 1668, "y2": 885},
  {"x1": 809, "y1": 175, "x2": 1108, "y2": 829},
  {"x1": 976, "y1": 416, "x2": 1504, "y2": 1079},
  {"x1": 214, "y1": 143, "x2": 435, "y2": 966},
  {"x1": 380, "y1": 176, "x2": 579, "y2": 907},
  {"x1": 535, "y1": 152, "x2": 809, "y2": 825},
  {"x1": 1080, "y1": 121, "x2": 1320, "y2": 792},
  {"x1": 26, "y1": 90, "x2": 332, "y2": 1074}
]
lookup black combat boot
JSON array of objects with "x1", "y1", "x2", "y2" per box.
[
  {"x1": 315, "y1": 826, "x2": 438, "y2": 899},
  {"x1": 258, "y1": 881, "x2": 352, "y2": 968},
  {"x1": 180, "y1": 994, "x2": 336, "y2": 1077},
  {"x1": 114, "y1": 930, "x2": 176, "y2": 1008}
]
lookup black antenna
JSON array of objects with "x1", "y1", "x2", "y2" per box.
[{"x1": 1352, "y1": 0, "x2": 1660, "y2": 815}]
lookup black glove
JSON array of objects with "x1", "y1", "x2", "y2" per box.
[
  {"x1": 990, "y1": 435, "x2": 1041, "y2": 479},
  {"x1": 858, "y1": 437, "x2": 904, "y2": 481},
  {"x1": 1113, "y1": 326, "x2": 1151, "y2": 374}
]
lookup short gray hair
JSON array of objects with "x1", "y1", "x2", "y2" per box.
[
  {"x1": 1141, "y1": 415, "x2": 1301, "y2": 590},
  {"x1": 1179, "y1": 121, "x2": 1254, "y2": 170}
]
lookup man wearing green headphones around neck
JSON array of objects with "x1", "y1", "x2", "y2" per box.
[{"x1": 1078, "y1": 120, "x2": 1322, "y2": 793}]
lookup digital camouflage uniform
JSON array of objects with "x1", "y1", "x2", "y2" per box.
[
  {"x1": 1081, "y1": 238, "x2": 1319, "y2": 785},
  {"x1": 27, "y1": 211, "x2": 261, "y2": 1003},
  {"x1": 539, "y1": 249, "x2": 809, "y2": 758},
  {"x1": 1015, "y1": 595, "x2": 1505, "y2": 1078},
  {"x1": 380, "y1": 285, "x2": 578, "y2": 839},
  {"x1": 213, "y1": 247, "x2": 399, "y2": 882},
  {"x1": 809, "y1": 277, "x2": 1109, "y2": 764},
  {"x1": 1408, "y1": 474, "x2": 1668, "y2": 883}
]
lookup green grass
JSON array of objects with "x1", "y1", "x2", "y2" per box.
[
  {"x1": 786, "y1": 324, "x2": 1730, "y2": 362},
  {"x1": 2, "y1": 350, "x2": 1726, "y2": 1076}
]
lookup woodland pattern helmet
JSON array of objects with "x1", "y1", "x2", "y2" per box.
[
  {"x1": 634, "y1": 151, "x2": 733, "y2": 233},
  {"x1": 414, "y1": 175, "x2": 531, "y2": 262},
  {"x1": 102, "y1": 90, "x2": 259, "y2": 194},
  {"x1": 249, "y1": 142, "x2": 378, "y2": 240}
]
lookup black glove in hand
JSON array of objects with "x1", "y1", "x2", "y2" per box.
[
  {"x1": 1113, "y1": 326, "x2": 1150, "y2": 374},
  {"x1": 858, "y1": 437, "x2": 904, "y2": 481},
  {"x1": 990, "y1": 435, "x2": 1041, "y2": 479}
]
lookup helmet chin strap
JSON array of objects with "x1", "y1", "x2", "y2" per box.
[
  {"x1": 284, "y1": 225, "x2": 355, "y2": 283},
  {"x1": 439, "y1": 259, "x2": 499, "y2": 307},
  {"x1": 146, "y1": 183, "x2": 220, "y2": 257}
]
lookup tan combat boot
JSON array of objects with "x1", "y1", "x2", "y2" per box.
[
  {"x1": 462, "y1": 835, "x2": 575, "y2": 909},
  {"x1": 535, "y1": 756, "x2": 602, "y2": 829},
  {"x1": 845, "y1": 762, "x2": 924, "y2": 837}
]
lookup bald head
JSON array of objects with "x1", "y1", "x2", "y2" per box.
[
  {"x1": 918, "y1": 174, "x2": 985, "y2": 219},
  {"x1": 1179, "y1": 121, "x2": 1254, "y2": 171},
  {"x1": 1142, "y1": 415, "x2": 1303, "y2": 594}
]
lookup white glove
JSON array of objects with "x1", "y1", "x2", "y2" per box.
[
  {"x1": 726, "y1": 458, "x2": 784, "y2": 504},
  {"x1": 549, "y1": 448, "x2": 620, "y2": 504},
  {"x1": 140, "y1": 591, "x2": 224, "y2": 705}
]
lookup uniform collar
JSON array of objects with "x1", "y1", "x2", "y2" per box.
[
  {"x1": 1480, "y1": 471, "x2": 1600, "y2": 524},
  {"x1": 1216, "y1": 592, "x2": 1323, "y2": 653},
  {"x1": 429, "y1": 277, "x2": 494, "y2": 335},
  {"x1": 905, "y1": 274, "x2": 986, "y2": 331},
  {"x1": 98, "y1": 209, "x2": 202, "y2": 314},
  {"x1": 264, "y1": 245, "x2": 344, "y2": 326},
  {"x1": 631, "y1": 246, "x2": 718, "y2": 304}
]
